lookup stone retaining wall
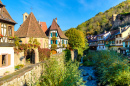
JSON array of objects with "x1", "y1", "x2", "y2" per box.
[
  {"x1": 14, "y1": 52, "x2": 25, "y2": 66},
  {"x1": 0, "y1": 51, "x2": 74, "y2": 86},
  {"x1": 0, "y1": 63, "x2": 44, "y2": 86},
  {"x1": 0, "y1": 52, "x2": 65, "y2": 86}
]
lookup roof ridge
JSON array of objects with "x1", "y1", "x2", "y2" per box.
[{"x1": 27, "y1": 13, "x2": 32, "y2": 37}]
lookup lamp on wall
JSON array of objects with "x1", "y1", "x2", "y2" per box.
[{"x1": 19, "y1": 40, "x2": 22, "y2": 44}]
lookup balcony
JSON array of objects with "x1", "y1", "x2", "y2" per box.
[{"x1": 89, "y1": 43, "x2": 98, "y2": 46}]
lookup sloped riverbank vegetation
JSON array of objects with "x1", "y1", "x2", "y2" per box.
[
  {"x1": 83, "y1": 51, "x2": 130, "y2": 86},
  {"x1": 33, "y1": 50, "x2": 85, "y2": 86}
]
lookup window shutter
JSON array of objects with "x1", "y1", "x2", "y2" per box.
[
  {"x1": 12, "y1": 26, "x2": 14, "y2": 37},
  {"x1": 56, "y1": 33, "x2": 57, "y2": 37},
  {"x1": 51, "y1": 40, "x2": 53, "y2": 44},
  {"x1": 64, "y1": 40, "x2": 65, "y2": 44},
  {"x1": 62, "y1": 40, "x2": 63, "y2": 44},
  {"x1": 66, "y1": 41, "x2": 67, "y2": 44},
  {"x1": 8, "y1": 54, "x2": 11, "y2": 66},
  {"x1": 56, "y1": 40, "x2": 57, "y2": 44},
  {"x1": 0, "y1": 23, "x2": 1, "y2": 35},
  {"x1": 0, "y1": 55, "x2": 2, "y2": 67},
  {"x1": 51, "y1": 33, "x2": 52, "y2": 37}
]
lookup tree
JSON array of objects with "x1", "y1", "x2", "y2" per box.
[{"x1": 65, "y1": 28, "x2": 88, "y2": 55}]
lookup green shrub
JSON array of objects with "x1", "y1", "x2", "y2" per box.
[
  {"x1": 64, "y1": 49, "x2": 71, "y2": 62},
  {"x1": 62, "y1": 44, "x2": 65, "y2": 48},
  {"x1": 51, "y1": 37, "x2": 57, "y2": 41},
  {"x1": 39, "y1": 54, "x2": 84, "y2": 86},
  {"x1": 83, "y1": 61, "x2": 94, "y2": 66},
  {"x1": 77, "y1": 54, "x2": 82, "y2": 62},
  {"x1": 51, "y1": 44, "x2": 57, "y2": 50},
  {"x1": 85, "y1": 51, "x2": 130, "y2": 86}
]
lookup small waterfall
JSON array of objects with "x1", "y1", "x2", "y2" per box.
[
  {"x1": 80, "y1": 56, "x2": 84, "y2": 64},
  {"x1": 79, "y1": 56, "x2": 97, "y2": 86}
]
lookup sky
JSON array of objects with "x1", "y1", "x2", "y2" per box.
[{"x1": 2, "y1": 0, "x2": 126, "y2": 31}]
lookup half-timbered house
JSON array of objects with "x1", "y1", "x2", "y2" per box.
[
  {"x1": 0, "y1": 1, "x2": 16, "y2": 76},
  {"x1": 46, "y1": 18, "x2": 68, "y2": 53}
]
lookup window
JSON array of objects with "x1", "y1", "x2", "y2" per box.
[
  {"x1": 2, "y1": 55, "x2": 6, "y2": 66},
  {"x1": 119, "y1": 40, "x2": 122, "y2": 44},
  {"x1": 120, "y1": 34, "x2": 122, "y2": 37},
  {"x1": 25, "y1": 16, "x2": 27, "y2": 19},
  {"x1": 116, "y1": 40, "x2": 118, "y2": 44},
  {"x1": 62, "y1": 40, "x2": 64, "y2": 44},
  {"x1": 52, "y1": 32, "x2": 55, "y2": 37},
  {"x1": 0, "y1": 54, "x2": 11, "y2": 67},
  {"x1": 0, "y1": 8, "x2": 1, "y2": 14},
  {"x1": 106, "y1": 41, "x2": 108, "y2": 44},
  {"x1": 8, "y1": 26, "x2": 12, "y2": 36}
]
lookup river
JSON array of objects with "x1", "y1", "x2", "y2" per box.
[{"x1": 79, "y1": 57, "x2": 97, "y2": 86}]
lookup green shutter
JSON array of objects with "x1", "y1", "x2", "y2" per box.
[
  {"x1": 56, "y1": 40, "x2": 57, "y2": 44},
  {"x1": 62, "y1": 40, "x2": 63, "y2": 44},
  {"x1": 51, "y1": 33, "x2": 52, "y2": 37},
  {"x1": 51, "y1": 40, "x2": 53, "y2": 44},
  {"x1": 55, "y1": 33, "x2": 57, "y2": 37}
]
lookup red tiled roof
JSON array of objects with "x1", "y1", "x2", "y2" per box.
[
  {"x1": 0, "y1": 1, "x2": 16, "y2": 24},
  {"x1": 39, "y1": 22, "x2": 47, "y2": 33},
  {"x1": 15, "y1": 12, "x2": 47, "y2": 38},
  {"x1": 46, "y1": 19, "x2": 68, "y2": 39}
]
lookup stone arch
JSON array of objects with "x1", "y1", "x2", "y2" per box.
[{"x1": 26, "y1": 48, "x2": 39, "y2": 64}]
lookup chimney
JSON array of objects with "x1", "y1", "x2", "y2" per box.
[
  {"x1": 119, "y1": 27, "x2": 122, "y2": 33},
  {"x1": 38, "y1": 20, "x2": 40, "y2": 24},
  {"x1": 55, "y1": 18, "x2": 57, "y2": 23}
]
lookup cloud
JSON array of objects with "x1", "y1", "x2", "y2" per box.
[{"x1": 79, "y1": 0, "x2": 88, "y2": 7}]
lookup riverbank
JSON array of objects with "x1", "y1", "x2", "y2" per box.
[{"x1": 82, "y1": 51, "x2": 130, "y2": 86}]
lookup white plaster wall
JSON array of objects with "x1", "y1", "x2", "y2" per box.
[
  {"x1": 97, "y1": 46, "x2": 106, "y2": 50},
  {"x1": 0, "y1": 47, "x2": 14, "y2": 76}
]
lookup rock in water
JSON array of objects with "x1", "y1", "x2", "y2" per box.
[
  {"x1": 87, "y1": 75, "x2": 93, "y2": 80},
  {"x1": 83, "y1": 73, "x2": 89, "y2": 76},
  {"x1": 97, "y1": 83, "x2": 101, "y2": 86}
]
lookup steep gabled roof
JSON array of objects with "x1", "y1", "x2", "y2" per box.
[
  {"x1": 39, "y1": 22, "x2": 47, "y2": 32},
  {"x1": 15, "y1": 12, "x2": 47, "y2": 38},
  {"x1": 0, "y1": 1, "x2": 16, "y2": 24},
  {"x1": 123, "y1": 35, "x2": 130, "y2": 42},
  {"x1": 106, "y1": 29, "x2": 119, "y2": 41},
  {"x1": 46, "y1": 19, "x2": 68, "y2": 39}
]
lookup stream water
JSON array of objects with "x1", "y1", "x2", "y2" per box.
[{"x1": 79, "y1": 57, "x2": 97, "y2": 86}]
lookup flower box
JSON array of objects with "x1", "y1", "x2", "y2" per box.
[
  {"x1": 0, "y1": 34, "x2": 3, "y2": 39},
  {"x1": 8, "y1": 36, "x2": 15, "y2": 40}
]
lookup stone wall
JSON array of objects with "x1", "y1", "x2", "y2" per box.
[
  {"x1": 0, "y1": 63, "x2": 44, "y2": 86},
  {"x1": 71, "y1": 50, "x2": 78, "y2": 61},
  {"x1": 0, "y1": 53, "x2": 65, "y2": 86},
  {"x1": 0, "y1": 51, "x2": 74, "y2": 86}
]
